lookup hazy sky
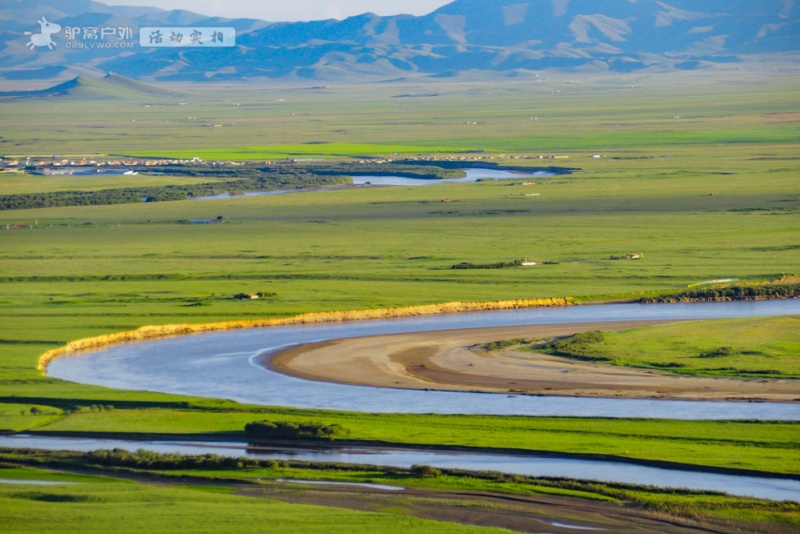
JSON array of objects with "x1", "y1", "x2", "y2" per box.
[{"x1": 99, "y1": 0, "x2": 452, "y2": 21}]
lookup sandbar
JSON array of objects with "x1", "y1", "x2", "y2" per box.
[{"x1": 267, "y1": 320, "x2": 800, "y2": 402}]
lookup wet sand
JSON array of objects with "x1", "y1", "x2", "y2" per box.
[{"x1": 268, "y1": 321, "x2": 800, "y2": 402}]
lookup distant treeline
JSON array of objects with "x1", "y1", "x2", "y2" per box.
[
  {"x1": 152, "y1": 161, "x2": 464, "y2": 180},
  {"x1": 0, "y1": 172, "x2": 348, "y2": 210},
  {"x1": 0, "y1": 161, "x2": 470, "y2": 210},
  {"x1": 640, "y1": 283, "x2": 800, "y2": 303},
  {"x1": 452, "y1": 260, "x2": 522, "y2": 270}
]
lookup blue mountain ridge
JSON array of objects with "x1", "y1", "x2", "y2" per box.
[{"x1": 2, "y1": 0, "x2": 797, "y2": 82}]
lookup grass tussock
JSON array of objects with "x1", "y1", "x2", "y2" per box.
[{"x1": 37, "y1": 298, "x2": 569, "y2": 371}]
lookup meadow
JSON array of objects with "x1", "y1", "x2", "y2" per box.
[
  {"x1": 540, "y1": 316, "x2": 800, "y2": 379},
  {"x1": 2, "y1": 451, "x2": 798, "y2": 532},
  {"x1": 0, "y1": 65, "x2": 798, "y2": 530}
]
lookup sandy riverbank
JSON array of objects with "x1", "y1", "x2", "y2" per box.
[{"x1": 268, "y1": 320, "x2": 800, "y2": 402}]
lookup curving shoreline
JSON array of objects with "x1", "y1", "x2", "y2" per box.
[
  {"x1": 37, "y1": 298, "x2": 568, "y2": 371},
  {"x1": 268, "y1": 321, "x2": 800, "y2": 402}
]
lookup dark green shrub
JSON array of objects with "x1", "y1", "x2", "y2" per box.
[
  {"x1": 410, "y1": 464, "x2": 441, "y2": 478},
  {"x1": 245, "y1": 420, "x2": 349, "y2": 441}
]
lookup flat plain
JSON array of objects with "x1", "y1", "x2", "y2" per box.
[{"x1": 1, "y1": 65, "x2": 799, "y2": 531}]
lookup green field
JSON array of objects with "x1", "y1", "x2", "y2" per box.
[
  {"x1": 0, "y1": 172, "x2": 221, "y2": 195},
  {"x1": 540, "y1": 316, "x2": 800, "y2": 379},
  {"x1": 1, "y1": 65, "x2": 799, "y2": 530},
  {"x1": 0, "y1": 464, "x2": 513, "y2": 534},
  {"x1": 2, "y1": 453, "x2": 798, "y2": 532}
]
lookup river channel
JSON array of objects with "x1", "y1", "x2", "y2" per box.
[
  {"x1": 194, "y1": 168, "x2": 551, "y2": 200},
  {"x1": 20, "y1": 300, "x2": 800, "y2": 502},
  {"x1": 350, "y1": 167, "x2": 553, "y2": 186},
  {"x1": 2, "y1": 434, "x2": 798, "y2": 502},
  {"x1": 47, "y1": 300, "x2": 800, "y2": 419}
]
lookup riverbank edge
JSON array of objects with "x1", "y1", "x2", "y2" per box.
[
  {"x1": 35, "y1": 292, "x2": 799, "y2": 373},
  {"x1": 37, "y1": 298, "x2": 571, "y2": 371},
  {"x1": 11, "y1": 430, "x2": 800, "y2": 482},
  {"x1": 263, "y1": 320, "x2": 800, "y2": 403}
]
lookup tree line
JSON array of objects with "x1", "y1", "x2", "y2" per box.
[
  {"x1": 0, "y1": 172, "x2": 348, "y2": 210},
  {"x1": 640, "y1": 283, "x2": 800, "y2": 303},
  {"x1": 1, "y1": 161, "x2": 468, "y2": 210}
]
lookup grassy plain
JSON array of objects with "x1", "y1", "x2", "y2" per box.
[
  {"x1": 0, "y1": 172, "x2": 221, "y2": 195},
  {"x1": 2, "y1": 455, "x2": 798, "y2": 532},
  {"x1": 0, "y1": 67, "x2": 799, "y2": 529},
  {"x1": 541, "y1": 316, "x2": 800, "y2": 378},
  {"x1": 3, "y1": 69, "x2": 798, "y2": 156},
  {"x1": 0, "y1": 465, "x2": 510, "y2": 534}
]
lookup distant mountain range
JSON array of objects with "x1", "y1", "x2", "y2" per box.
[
  {"x1": 0, "y1": 73, "x2": 184, "y2": 99},
  {"x1": 2, "y1": 0, "x2": 798, "y2": 84}
]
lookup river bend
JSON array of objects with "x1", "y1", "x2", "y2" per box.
[{"x1": 47, "y1": 300, "x2": 800, "y2": 420}]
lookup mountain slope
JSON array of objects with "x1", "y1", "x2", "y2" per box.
[
  {"x1": 2, "y1": 0, "x2": 798, "y2": 83},
  {"x1": 0, "y1": 73, "x2": 184, "y2": 99}
]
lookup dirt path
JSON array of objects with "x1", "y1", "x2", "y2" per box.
[{"x1": 269, "y1": 321, "x2": 800, "y2": 401}]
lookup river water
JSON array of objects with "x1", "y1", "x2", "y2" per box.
[
  {"x1": 1, "y1": 434, "x2": 797, "y2": 501},
  {"x1": 350, "y1": 167, "x2": 553, "y2": 186},
  {"x1": 47, "y1": 300, "x2": 800, "y2": 419},
  {"x1": 193, "y1": 168, "x2": 550, "y2": 200}
]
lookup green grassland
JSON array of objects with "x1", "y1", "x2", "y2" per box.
[
  {"x1": 0, "y1": 172, "x2": 222, "y2": 195},
  {"x1": 0, "y1": 67, "x2": 799, "y2": 529},
  {"x1": 3, "y1": 68, "x2": 798, "y2": 157},
  {"x1": 2, "y1": 454, "x2": 798, "y2": 531},
  {"x1": 541, "y1": 316, "x2": 800, "y2": 379},
  {"x1": 0, "y1": 465, "x2": 511, "y2": 534}
]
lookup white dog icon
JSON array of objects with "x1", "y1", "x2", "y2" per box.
[{"x1": 25, "y1": 16, "x2": 62, "y2": 50}]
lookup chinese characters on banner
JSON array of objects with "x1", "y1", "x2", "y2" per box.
[{"x1": 140, "y1": 27, "x2": 236, "y2": 47}]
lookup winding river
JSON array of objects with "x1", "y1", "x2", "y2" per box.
[
  {"x1": 47, "y1": 300, "x2": 800, "y2": 419},
  {"x1": 2, "y1": 434, "x2": 799, "y2": 502},
  {"x1": 12, "y1": 300, "x2": 800, "y2": 502},
  {"x1": 194, "y1": 168, "x2": 551, "y2": 200}
]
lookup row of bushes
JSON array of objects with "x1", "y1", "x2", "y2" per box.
[
  {"x1": 85, "y1": 448, "x2": 442, "y2": 478},
  {"x1": 641, "y1": 283, "x2": 800, "y2": 303},
  {"x1": 244, "y1": 420, "x2": 349, "y2": 441},
  {"x1": 452, "y1": 260, "x2": 522, "y2": 270},
  {"x1": 88, "y1": 448, "x2": 261, "y2": 470}
]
